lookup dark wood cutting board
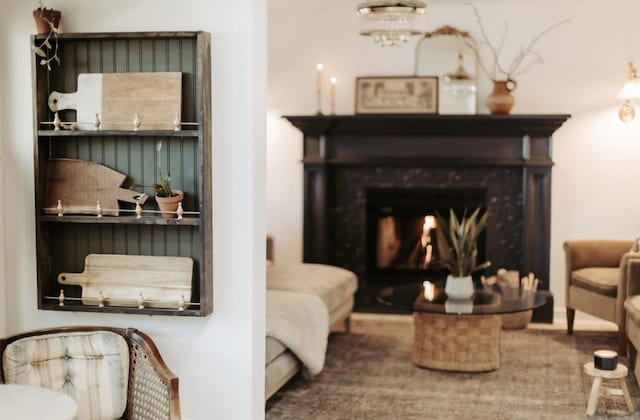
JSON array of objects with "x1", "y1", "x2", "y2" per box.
[{"x1": 44, "y1": 158, "x2": 147, "y2": 216}]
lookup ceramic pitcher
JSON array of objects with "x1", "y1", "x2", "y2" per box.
[{"x1": 486, "y1": 79, "x2": 517, "y2": 114}]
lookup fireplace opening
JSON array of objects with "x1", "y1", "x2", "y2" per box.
[{"x1": 366, "y1": 188, "x2": 487, "y2": 279}]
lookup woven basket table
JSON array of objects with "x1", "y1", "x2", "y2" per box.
[
  {"x1": 501, "y1": 309, "x2": 533, "y2": 329},
  {"x1": 412, "y1": 312, "x2": 502, "y2": 371}
]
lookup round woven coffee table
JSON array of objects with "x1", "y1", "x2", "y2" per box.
[{"x1": 378, "y1": 282, "x2": 546, "y2": 372}]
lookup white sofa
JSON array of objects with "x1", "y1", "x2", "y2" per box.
[{"x1": 265, "y1": 240, "x2": 358, "y2": 399}]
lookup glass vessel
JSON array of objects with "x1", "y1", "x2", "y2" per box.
[{"x1": 439, "y1": 52, "x2": 477, "y2": 114}]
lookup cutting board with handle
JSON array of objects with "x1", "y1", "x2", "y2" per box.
[
  {"x1": 44, "y1": 158, "x2": 148, "y2": 216},
  {"x1": 48, "y1": 72, "x2": 181, "y2": 130},
  {"x1": 58, "y1": 254, "x2": 193, "y2": 309}
]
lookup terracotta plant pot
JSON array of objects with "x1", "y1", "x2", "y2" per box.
[
  {"x1": 33, "y1": 8, "x2": 62, "y2": 34},
  {"x1": 486, "y1": 79, "x2": 517, "y2": 114},
  {"x1": 155, "y1": 190, "x2": 183, "y2": 218}
]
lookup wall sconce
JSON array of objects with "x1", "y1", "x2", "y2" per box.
[{"x1": 618, "y1": 62, "x2": 640, "y2": 122}]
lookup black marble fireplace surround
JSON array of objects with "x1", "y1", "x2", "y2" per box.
[{"x1": 285, "y1": 114, "x2": 570, "y2": 322}]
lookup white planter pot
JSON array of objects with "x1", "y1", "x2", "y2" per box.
[{"x1": 444, "y1": 275, "x2": 474, "y2": 299}]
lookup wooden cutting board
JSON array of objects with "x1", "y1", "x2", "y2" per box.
[
  {"x1": 44, "y1": 158, "x2": 148, "y2": 216},
  {"x1": 48, "y1": 72, "x2": 181, "y2": 130},
  {"x1": 58, "y1": 254, "x2": 193, "y2": 309}
]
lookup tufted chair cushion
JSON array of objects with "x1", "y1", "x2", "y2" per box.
[{"x1": 2, "y1": 331, "x2": 129, "y2": 420}]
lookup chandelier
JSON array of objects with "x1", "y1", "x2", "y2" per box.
[{"x1": 357, "y1": 1, "x2": 426, "y2": 47}]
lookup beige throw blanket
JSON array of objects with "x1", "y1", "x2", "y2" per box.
[{"x1": 266, "y1": 289, "x2": 329, "y2": 376}]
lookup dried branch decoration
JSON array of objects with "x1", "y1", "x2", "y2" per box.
[
  {"x1": 32, "y1": 1, "x2": 61, "y2": 71},
  {"x1": 465, "y1": 4, "x2": 574, "y2": 80}
]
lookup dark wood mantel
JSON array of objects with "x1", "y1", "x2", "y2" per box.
[
  {"x1": 285, "y1": 114, "x2": 570, "y2": 322},
  {"x1": 285, "y1": 114, "x2": 570, "y2": 137}
]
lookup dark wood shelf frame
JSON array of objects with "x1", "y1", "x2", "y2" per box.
[
  {"x1": 37, "y1": 129, "x2": 199, "y2": 137},
  {"x1": 33, "y1": 31, "x2": 213, "y2": 317},
  {"x1": 40, "y1": 215, "x2": 201, "y2": 226},
  {"x1": 39, "y1": 301, "x2": 202, "y2": 316}
]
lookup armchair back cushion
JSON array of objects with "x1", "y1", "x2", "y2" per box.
[
  {"x1": 565, "y1": 240, "x2": 632, "y2": 271},
  {"x1": 2, "y1": 331, "x2": 129, "y2": 420}
]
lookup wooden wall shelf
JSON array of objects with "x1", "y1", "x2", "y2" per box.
[{"x1": 33, "y1": 31, "x2": 213, "y2": 316}]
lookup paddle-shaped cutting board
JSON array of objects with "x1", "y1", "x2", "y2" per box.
[
  {"x1": 58, "y1": 254, "x2": 193, "y2": 309},
  {"x1": 48, "y1": 72, "x2": 181, "y2": 130},
  {"x1": 44, "y1": 158, "x2": 148, "y2": 216}
]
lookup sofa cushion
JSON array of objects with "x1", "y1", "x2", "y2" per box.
[
  {"x1": 2, "y1": 331, "x2": 129, "y2": 420},
  {"x1": 266, "y1": 337, "x2": 287, "y2": 365},
  {"x1": 571, "y1": 267, "x2": 619, "y2": 297},
  {"x1": 267, "y1": 263, "x2": 358, "y2": 312}
]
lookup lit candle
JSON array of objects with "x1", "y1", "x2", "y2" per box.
[
  {"x1": 316, "y1": 63, "x2": 324, "y2": 114},
  {"x1": 423, "y1": 281, "x2": 435, "y2": 301}
]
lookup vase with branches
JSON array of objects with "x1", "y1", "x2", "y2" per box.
[{"x1": 464, "y1": 4, "x2": 574, "y2": 113}]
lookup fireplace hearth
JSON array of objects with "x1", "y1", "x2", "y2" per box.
[{"x1": 285, "y1": 114, "x2": 570, "y2": 322}]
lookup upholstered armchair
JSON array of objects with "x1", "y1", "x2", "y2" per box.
[
  {"x1": 0, "y1": 326, "x2": 180, "y2": 420},
  {"x1": 624, "y1": 258, "x2": 640, "y2": 370},
  {"x1": 564, "y1": 240, "x2": 640, "y2": 352}
]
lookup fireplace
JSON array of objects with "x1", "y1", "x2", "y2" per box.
[
  {"x1": 285, "y1": 114, "x2": 570, "y2": 322},
  {"x1": 366, "y1": 187, "x2": 487, "y2": 277}
]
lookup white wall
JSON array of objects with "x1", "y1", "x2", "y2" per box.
[
  {"x1": 267, "y1": 0, "x2": 640, "y2": 312},
  {"x1": 0, "y1": 1, "x2": 266, "y2": 419},
  {"x1": 0, "y1": 0, "x2": 6, "y2": 337}
]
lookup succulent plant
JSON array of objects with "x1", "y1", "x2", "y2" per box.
[{"x1": 436, "y1": 207, "x2": 491, "y2": 277}]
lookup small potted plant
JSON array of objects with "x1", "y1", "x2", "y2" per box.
[
  {"x1": 32, "y1": 1, "x2": 61, "y2": 71},
  {"x1": 153, "y1": 141, "x2": 183, "y2": 218},
  {"x1": 153, "y1": 170, "x2": 184, "y2": 219},
  {"x1": 436, "y1": 207, "x2": 491, "y2": 299},
  {"x1": 133, "y1": 141, "x2": 183, "y2": 218}
]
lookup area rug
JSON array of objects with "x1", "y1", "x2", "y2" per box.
[{"x1": 266, "y1": 318, "x2": 640, "y2": 419}]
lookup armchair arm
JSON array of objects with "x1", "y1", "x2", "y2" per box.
[
  {"x1": 564, "y1": 240, "x2": 633, "y2": 271},
  {"x1": 616, "y1": 252, "x2": 640, "y2": 326},
  {"x1": 625, "y1": 255, "x2": 640, "y2": 298},
  {"x1": 125, "y1": 328, "x2": 181, "y2": 420}
]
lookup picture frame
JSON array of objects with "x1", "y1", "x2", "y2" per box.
[{"x1": 355, "y1": 76, "x2": 438, "y2": 114}]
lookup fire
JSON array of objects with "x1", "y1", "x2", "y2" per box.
[{"x1": 421, "y1": 215, "x2": 436, "y2": 267}]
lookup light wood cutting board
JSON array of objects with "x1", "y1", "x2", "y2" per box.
[
  {"x1": 44, "y1": 158, "x2": 147, "y2": 216},
  {"x1": 48, "y1": 72, "x2": 182, "y2": 130},
  {"x1": 58, "y1": 254, "x2": 193, "y2": 309}
]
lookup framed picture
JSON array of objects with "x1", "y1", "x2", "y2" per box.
[{"x1": 355, "y1": 76, "x2": 438, "y2": 114}]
